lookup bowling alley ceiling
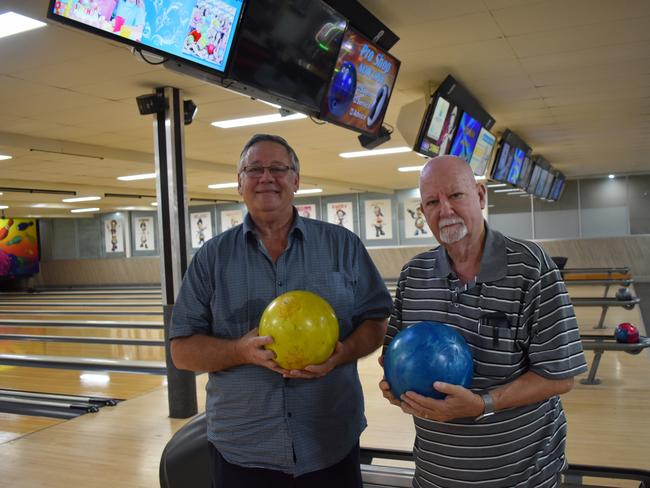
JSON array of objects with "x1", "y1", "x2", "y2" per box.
[{"x1": 1, "y1": 0, "x2": 650, "y2": 217}]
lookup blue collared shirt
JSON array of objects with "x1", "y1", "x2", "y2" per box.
[{"x1": 170, "y1": 212, "x2": 392, "y2": 475}]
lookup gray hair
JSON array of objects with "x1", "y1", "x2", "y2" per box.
[{"x1": 237, "y1": 134, "x2": 300, "y2": 174}]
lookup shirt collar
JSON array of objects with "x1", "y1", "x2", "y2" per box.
[
  {"x1": 434, "y1": 221, "x2": 507, "y2": 282},
  {"x1": 243, "y1": 207, "x2": 306, "y2": 241}
]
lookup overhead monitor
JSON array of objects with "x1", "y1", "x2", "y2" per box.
[
  {"x1": 228, "y1": 0, "x2": 346, "y2": 116},
  {"x1": 526, "y1": 158, "x2": 547, "y2": 195},
  {"x1": 516, "y1": 156, "x2": 533, "y2": 189},
  {"x1": 506, "y1": 147, "x2": 526, "y2": 185},
  {"x1": 540, "y1": 170, "x2": 556, "y2": 199},
  {"x1": 549, "y1": 172, "x2": 566, "y2": 201},
  {"x1": 48, "y1": 0, "x2": 246, "y2": 78},
  {"x1": 320, "y1": 27, "x2": 401, "y2": 136},
  {"x1": 449, "y1": 112, "x2": 482, "y2": 163},
  {"x1": 468, "y1": 128, "x2": 496, "y2": 177},
  {"x1": 413, "y1": 96, "x2": 460, "y2": 157},
  {"x1": 491, "y1": 142, "x2": 513, "y2": 183}
]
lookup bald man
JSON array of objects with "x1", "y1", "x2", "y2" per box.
[{"x1": 380, "y1": 156, "x2": 587, "y2": 488}]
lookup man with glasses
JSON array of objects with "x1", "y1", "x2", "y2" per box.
[{"x1": 170, "y1": 134, "x2": 392, "y2": 488}]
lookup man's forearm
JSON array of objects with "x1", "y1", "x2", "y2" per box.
[
  {"x1": 339, "y1": 318, "x2": 388, "y2": 364},
  {"x1": 171, "y1": 334, "x2": 245, "y2": 372},
  {"x1": 490, "y1": 371, "x2": 574, "y2": 412}
]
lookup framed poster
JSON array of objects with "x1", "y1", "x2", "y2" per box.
[
  {"x1": 190, "y1": 211, "x2": 213, "y2": 249},
  {"x1": 295, "y1": 203, "x2": 317, "y2": 219},
  {"x1": 103, "y1": 215, "x2": 125, "y2": 253},
  {"x1": 134, "y1": 216, "x2": 155, "y2": 251},
  {"x1": 326, "y1": 201, "x2": 354, "y2": 231},
  {"x1": 364, "y1": 199, "x2": 392, "y2": 240},
  {"x1": 220, "y1": 209, "x2": 243, "y2": 233},
  {"x1": 404, "y1": 198, "x2": 429, "y2": 238}
]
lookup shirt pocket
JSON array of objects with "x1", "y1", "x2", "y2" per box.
[
  {"x1": 473, "y1": 315, "x2": 525, "y2": 379},
  {"x1": 304, "y1": 272, "x2": 355, "y2": 338}
]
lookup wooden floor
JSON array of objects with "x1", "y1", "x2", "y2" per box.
[{"x1": 0, "y1": 283, "x2": 647, "y2": 486}]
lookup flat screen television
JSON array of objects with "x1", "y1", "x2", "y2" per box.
[
  {"x1": 506, "y1": 147, "x2": 526, "y2": 185},
  {"x1": 48, "y1": 0, "x2": 246, "y2": 78},
  {"x1": 526, "y1": 159, "x2": 545, "y2": 194},
  {"x1": 0, "y1": 218, "x2": 40, "y2": 278},
  {"x1": 516, "y1": 156, "x2": 533, "y2": 189},
  {"x1": 449, "y1": 112, "x2": 482, "y2": 163},
  {"x1": 320, "y1": 27, "x2": 401, "y2": 136},
  {"x1": 491, "y1": 142, "x2": 513, "y2": 183},
  {"x1": 414, "y1": 96, "x2": 460, "y2": 157},
  {"x1": 228, "y1": 0, "x2": 346, "y2": 116},
  {"x1": 533, "y1": 166, "x2": 551, "y2": 198},
  {"x1": 540, "y1": 170, "x2": 556, "y2": 199},
  {"x1": 468, "y1": 127, "x2": 496, "y2": 177},
  {"x1": 549, "y1": 172, "x2": 566, "y2": 201}
]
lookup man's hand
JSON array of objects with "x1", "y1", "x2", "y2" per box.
[
  {"x1": 399, "y1": 382, "x2": 483, "y2": 422},
  {"x1": 235, "y1": 328, "x2": 287, "y2": 375},
  {"x1": 379, "y1": 378, "x2": 402, "y2": 407},
  {"x1": 282, "y1": 341, "x2": 345, "y2": 379}
]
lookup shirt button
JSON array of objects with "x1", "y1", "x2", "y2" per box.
[{"x1": 278, "y1": 281, "x2": 283, "y2": 286}]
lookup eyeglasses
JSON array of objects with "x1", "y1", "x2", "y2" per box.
[{"x1": 241, "y1": 165, "x2": 294, "y2": 178}]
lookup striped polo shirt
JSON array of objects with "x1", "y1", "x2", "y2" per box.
[{"x1": 386, "y1": 224, "x2": 587, "y2": 488}]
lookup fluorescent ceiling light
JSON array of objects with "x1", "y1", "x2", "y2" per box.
[
  {"x1": 151, "y1": 202, "x2": 158, "y2": 206},
  {"x1": 208, "y1": 182, "x2": 238, "y2": 189},
  {"x1": 608, "y1": 174, "x2": 615, "y2": 179},
  {"x1": 475, "y1": 175, "x2": 487, "y2": 181},
  {"x1": 398, "y1": 165, "x2": 424, "y2": 173},
  {"x1": 0, "y1": 154, "x2": 12, "y2": 161},
  {"x1": 117, "y1": 172, "x2": 156, "y2": 181},
  {"x1": 70, "y1": 207, "x2": 99, "y2": 213},
  {"x1": 339, "y1": 146, "x2": 412, "y2": 158},
  {"x1": 487, "y1": 183, "x2": 507, "y2": 188},
  {"x1": 212, "y1": 112, "x2": 307, "y2": 128},
  {"x1": 0, "y1": 205, "x2": 8, "y2": 210},
  {"x1": 0, "y1": 12, "x2": 46, "y2": 39},
  {"x1": 295, "y1": 188, "x2": 323, "y2": 195},
  {"x1": 62, "y1": 196, "x2": 101, "y2": 203},
  {"x1": 493, "y1": 188, "x2": 520, "y2": 193}
]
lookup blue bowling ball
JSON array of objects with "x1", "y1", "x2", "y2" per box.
[
  {"x1": 327, "y1": 61, "x2": 356, "y2": 117},
  {"x1": 384, "y1": 321, "x2": 473, "y2": 399}
]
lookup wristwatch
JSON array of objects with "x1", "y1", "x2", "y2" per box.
[{"x1": 475, "y1": 391, "x2": 496, "y2": 422}]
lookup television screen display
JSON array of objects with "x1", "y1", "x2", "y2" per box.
[
  {"x1": 540, "y1": 171, "x2": 556, "y2": 199},
  {"x1": 229, "y1": 0, "x2": 346, "y2": 115},
  {"x1": 516, "y1": 156, "x2": 533, "y2": 189},
  {"x1": 48, "y1": 0, "x2": 246, "y2": 76},
  {"x1": 549, "y1": 174, "x2": 566, "y2": 201},
  {"x1": 534, "y1": 167, "x2": 551, "y2": 197},
  {"x1": 491, "y1": 142, "x2": 512, "y2": 182},
  {"x1": 468, "y1": 128, "x2": 496, "y2": 177},
  {"x1": 321, "y1": 27, "x2": 400, "y2": 135},
  {"x1": 506, "y1": 147, "x2": 526, "y2": 185},
  {"x1": 450, "y1": 112, "x2": 482, "y2": 163},
  {"x1": 527, "y1": 163, "x2": 543, "y2": 194},
  {"x1": 0, "y1": 218, "x2": 40, "y2": 278}
]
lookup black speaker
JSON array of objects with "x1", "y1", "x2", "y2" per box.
[{"x1": 358, "y1": 126, "x2": 391, "y2": 150}]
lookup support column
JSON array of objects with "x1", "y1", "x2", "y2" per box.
[{"x1": 152, "y1": 86, "x2": 197, "y2": 419}]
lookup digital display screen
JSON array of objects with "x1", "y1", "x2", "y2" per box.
[
  {"x1": 49, "y1": 0, "x2": 245, "y2": 76},
  {"x1": 449, "y1": 112, "x2": 482, "y2": 163},
  {"x1": 527, "y1": 163, "x2": 543, "y2": 194},
  {"x1": 229, "y1": 0, "x2": 346, "y2": 114},
  {"x1": 506, "y1": 148, "x2": 525, "y2": 185},
  {"x1": 468, "y1": 128, "x2": 495, "y2": 177},
  {"x1": 321, "y1": 28, "x2": 400, "y2": 136},
  {"x1": 491, "y1": 142, "x2": 512, "y2": 182},
  {"x1": 534, "y1": 167, "x2": 550, "y2": 197},
  {"x1": 549, "y1": 176, "x2": 566, "y2": 201},
  {"x1": 0, "y1": 218, "x2": 40, "y2": 278},
  {"x1": 516, "y1": 156, "x2": 533, "y2": 189}
]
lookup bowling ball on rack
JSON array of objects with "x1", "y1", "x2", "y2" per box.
[
  {"x1": 615, "y1": 287, "x2": 632, "y2": 301},
  {"x1": 259, "y1": 290, "x2": 339, "y2": 370},
  {"x1": 383, "y1": 321, "x2": 474, "y2": 400},
  {"x1": 614, "y1": 322, "x2": 640, "y2": 344},
  {"x1": 327, "y1": 61, "x2": 356, "y2": 118}
]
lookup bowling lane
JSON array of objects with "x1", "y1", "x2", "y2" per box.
[
  {"x1": 0, "y1": 412, "x2": 62, "y2": 444},
  {"x1": 0, "y1": 340, "x2": 165, "y2": 361},
  {"x1": 0, "y1": 313, "x2": 163, "y2": 322},
  {"x1": 0, "y1": 326, "x2": 164, "y2": 340}
]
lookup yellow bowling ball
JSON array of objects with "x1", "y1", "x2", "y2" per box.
[{"x1": 259, "y1": 290, "x2": 339, "y2": 370}]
